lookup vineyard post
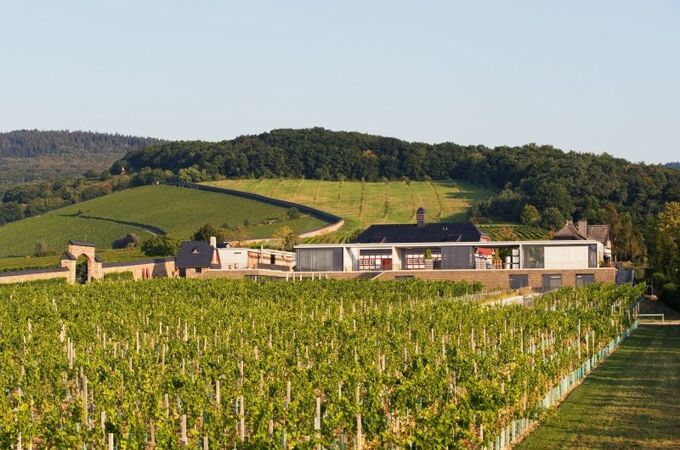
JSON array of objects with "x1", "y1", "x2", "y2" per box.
[
  {"x1": 16, "y1": 433, "x2": 21, "y2": 450},
  {"x1": 82, "y1": 374, "x2": 89, "y2": 427},
  {"x1": 107, "y1": 433, "x2": 114, "y2": 450},
  {"x1": 203, "y1": 435, "x2": 208, "y2": 450},
  {"x1": 181, "y1": 414, "x2": 188, "y2": 446},
  {"x1": 315, "y1": 395, "x2": 322, "y2": 450}
]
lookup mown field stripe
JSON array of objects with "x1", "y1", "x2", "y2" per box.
[{"x1": 517, "y1": 325, "x2": 680, "y2": 450}]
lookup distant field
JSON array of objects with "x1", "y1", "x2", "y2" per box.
[
  {"x1": 205, "y1": 178, "x2": 493, "y2": 228},
  {"x1": 517, "y1": 325, "x2": 680, "y2": 450},
  {"x1": 0, "y1": 185, "x2": 327, "y2": 257}
]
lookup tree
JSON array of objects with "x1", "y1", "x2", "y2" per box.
[
  {"x1": 113, "y1": 233, "x2": 141, "y2": 249},
  {"x1": 654, "y1": 202, "x2": 680, "y2": 283},
  {"x1": 223, "y1": 226, "x2": 249, "y2": 246},
  {"x1": 141, "y1": 235, "x2": 181, "y2": 257},
  {"x1": 498, "y1": 225, "x2": 519, "y2": 241},
  {"x1": 520, "y1": 204, "x2": 540, "y2": 226},
  {"x1": 34, "y1": 240, "x2": 51, "y2": 257},
  {"x1": 273, "y1": 226, "x2": 298, "y2": 252},
  {"x1": 541, "y1": 207, "x2": 565, "y2": 231},
  {"x1": 193, "y1": 224, "x2": 219, "y2": 242}
]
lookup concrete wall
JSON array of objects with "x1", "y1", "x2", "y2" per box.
[
  {"x1": 0, "y1": 267, "x2": 71, "y2": 285},
  {"x1": 544, "y1": 245, "x2": 589, "y2": 269}
]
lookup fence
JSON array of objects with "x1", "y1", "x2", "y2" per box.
[{"x1": 487, "y1": 319, "x2": 640, "y2": 450}]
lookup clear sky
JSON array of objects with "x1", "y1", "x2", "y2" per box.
[{"x1": 1, "y1": 1, "x2": 678, "y2": 163}]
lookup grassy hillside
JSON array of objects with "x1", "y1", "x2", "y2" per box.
[
  {"x1": 206, "y1": 178, "x2": 492, "y2": 228},
  {"x1": 0, "y1": 185, "x2": 327, "y2": 257}
]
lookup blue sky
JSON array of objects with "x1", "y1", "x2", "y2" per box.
[{"x1": 1, "y1": 1, "x2": 678, "y2": 163}]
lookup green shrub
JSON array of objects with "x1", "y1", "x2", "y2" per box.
[
  {"x1": 142, "y1": 235, "x2": 181, "y2": 257},
  {"x1": 102, "y1": 272, "x2": 135, "y2": 281},
  {"x1": 660, "y1": 282, "x2": 678, "y2": 301}
]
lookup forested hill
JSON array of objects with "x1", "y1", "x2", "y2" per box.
[
  {"x1": 113, "y1": 128, "x2": 680, "y2": 261},
  {"x1": 666, "y1": 162, "x2": 680, "y2": 170},
  {"x1": 0, "y1": 130, "x2": 162, "y2": 184}
]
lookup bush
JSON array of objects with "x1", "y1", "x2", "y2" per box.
[
  {"x1": 287, "y1": 207, "x2": 301, "y2": 219},
  {"x1": 102, "y1": 272, "x2": 135, "y2": 281},
  {"x1": 112, "y1": 233, "x2": 141, "y2": 249},
  {"x1": 652, "y1": 272, "x2": 669, "y2": 288},
  {"x1": 660, "y1": 282, "x2": 679, "y2": 301},
  {"x1": 33, "y1": 239, "x2": 53, "y2": 257},
  {"x1": 141, "y1": 235, "x2": 181, "y2": 257}
]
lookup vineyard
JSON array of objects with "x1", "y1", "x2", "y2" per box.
[{"x1": 0, "y1": 279, "x2": 642, "y2": 449}]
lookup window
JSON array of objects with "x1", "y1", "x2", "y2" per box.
[
  {"x1": 403, "y1": 248, "x2": 441, "y2": 270},
  {"x1": 270, "y1": 254, "x2": 276, "y2": 265},
  {"x1": 359, "y1": 249, "x2": 392, "y2": 271},
  {"x1": 576, "y1": 273, "x2": 595, "y2": 286},
  {"x1": 510, "y1": 274, "x2": 529, "y2": 290},
  {"x1": 523, "y1": 246, "x2": 545, "y2": 269},
  {"x1": 542, "y1": 274, "x2": 562, "y2": 291},
  {"x1": 296, "y1": 248, "x2": 343, "y2": 272},
  {"x1": 588, "y1": 245, "x2": 597, "y2": 268}
]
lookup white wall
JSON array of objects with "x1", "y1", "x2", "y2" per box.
[
  {"x1": 217, "y1": 248, "x2": 249, "y2": 269},
  {"x1": 544, "y1": 245, "x2": 589, "y2": 269}
]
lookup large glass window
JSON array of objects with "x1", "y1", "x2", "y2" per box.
[
  {"x1": 403, "y1": 248, "x2": 441, "y2": 270},
  {"x1": 359, "y1": 249, "x2": 392, "y2": 271},
  {"x1": 523, "y1": 246, "x2": 545, "y2": 269},
  {"x1": 296, "y1": 248, "x2": 343, "y2": 272}
]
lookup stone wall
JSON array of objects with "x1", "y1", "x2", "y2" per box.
[
  {"x1": 101, "y1": 259, "x2": 176, "y2": 281},
  {"x1": 0, "y1": 267, "x2": 70, "y2": 285}
]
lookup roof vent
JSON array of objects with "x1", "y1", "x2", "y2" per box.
[{"x1": 416, "y1": 207, "x2": 425, "y2": 228}]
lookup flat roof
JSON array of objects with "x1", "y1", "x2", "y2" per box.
[{"x1": 295, "y1": 239, "x2": 600, "y2": 249}]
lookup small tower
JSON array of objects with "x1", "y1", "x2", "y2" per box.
[{"x1": 416, "y1": 207, "x2": 426, "y2": 228}]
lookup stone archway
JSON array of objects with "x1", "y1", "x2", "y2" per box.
[{"x1": 60, "y1": 240, "x2": 101, "y2": 284}]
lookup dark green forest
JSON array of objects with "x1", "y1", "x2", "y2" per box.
[
  {"x1": 113, "y1": 128, "x2": 680, "y2": 262},
  {"x1": 0, "y1": 130, "x2": 162, "y2": 184}
]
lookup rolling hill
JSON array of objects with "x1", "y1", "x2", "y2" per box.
[{"x1": 0, "y1": 185, "x2": 328, "y2": 258}]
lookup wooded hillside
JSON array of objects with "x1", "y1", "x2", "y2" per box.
[
  {"x1": 0, "y1": 130, "x2": 161, "y2": 184},
  {"x1": 114, "y1": 128, "x2": 680, "y2": 261}
]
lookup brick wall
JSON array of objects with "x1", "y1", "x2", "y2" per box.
[{"x1": 376, "y1": 268, "x2": 617, "y2": 289}]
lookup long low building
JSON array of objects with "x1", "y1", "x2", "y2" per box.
[
  {"x1": 294, "y1": 208, "x2": 615, "y2": 290},
  {"x1": 294, "y1": 239, "x2": 613, "y2": 290}
]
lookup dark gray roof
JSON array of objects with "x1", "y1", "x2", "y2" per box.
[
  {"x1": 175, "y1": 241, "x2": 217, "y2": 269},
  {"x1": 68, "y1": 240, "x2": 97, "y2": 247},
  {"x1": 553, "y1": 222, "x2": 611, "y2": 246},
  {"x1": 60, "y1": 252, "x2": 77, "y2": 261},
  {"x1": 353, "y1": 223, "x2": 487, "y2": 244}
]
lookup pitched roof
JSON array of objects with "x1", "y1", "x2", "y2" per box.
[
  {"x1": 553, "y1": 222, "x2": 611, "y2": 246},
  {"x1": 586, "y1": 225, "x2": 611, "y2": 245},
  {"x1": 175, "y1": 241, "x2": 218, "y2": 269},
  {"x1": 353, "y1": 223, "x2": 487, "y2": 244},
  {"x1": 553, "y1": 223, "x2": 587, "y2": 240}
]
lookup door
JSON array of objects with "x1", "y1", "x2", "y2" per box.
[
  {"x1": 510, "y1": 274, "x2": 529, "y2": 290},
  {"x1": 381, "y1": 258, "x2": 393, "y2": 271}
]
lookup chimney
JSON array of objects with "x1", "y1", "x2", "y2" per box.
[
  {"x1": 577, "y1": 219, "x2": 588, "y2": 234},
  {"x1": 209, "y1": 236, "x2": 217, "y2": 248},
  {"x1": 416, "y1": 207, "x2": 425, "y2": 228}
]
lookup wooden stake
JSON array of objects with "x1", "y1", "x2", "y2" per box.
[{"x1": 181, "y1": 414, "x2": 187, "y2": 446}]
